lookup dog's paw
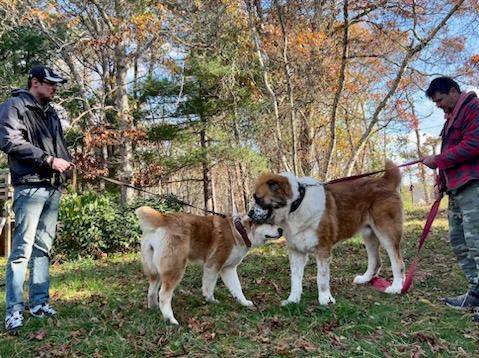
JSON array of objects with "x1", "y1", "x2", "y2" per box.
[
  {"x1": 318, "y1": 292, "x2": 336, "y2": 305},
  {"x1": 205, "y1": 296, "x2": 219, "y2": 304},
  {"x1": 353, "y1": 274, "x2": 373, "y2": 285},
  {"x1": 384, "y1": 283, "x2": 402, "y2": 294},
  {"x1": 167, "y1": 317, "x2": 179, "y2": 325},
  {"x1": 240, "y1": 299, "x2": 254, "y2": 307},
  {"x1": 281, "y1": 298, "x2": 299, "y2": 306}
]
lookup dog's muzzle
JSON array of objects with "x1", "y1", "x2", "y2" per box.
[{"x1": 248, "y1": 204, "x2": 272, "y2": 224}]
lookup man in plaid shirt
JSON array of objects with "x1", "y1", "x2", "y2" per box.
[{"x1": 423, "y1": 77, "x2": 479, "y2": 321}]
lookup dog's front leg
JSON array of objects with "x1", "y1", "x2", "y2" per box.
[
  {"x1": 281, "y1": 248, "x2": 308, "y2": 306},
  {"x1": 315, "y1": 248, "x2": 335, "y2": 305},
  {"x1": 202, "y1": 265, "x2": 220, "y2": 303},
  {"x1": 220, "y1": 266, "x2": 253, "y2": 307}
]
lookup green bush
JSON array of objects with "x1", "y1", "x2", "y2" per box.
[{"x1": 55, "y1": 191, "x2": 182, "y2": 261}]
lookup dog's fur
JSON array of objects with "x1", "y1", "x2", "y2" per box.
[
  {"x1": 135, "y1": 206, "x2": 282, "y2": 324},
  {"x1": 248, "y1": 160, "x2": 404, "y2": 305}
]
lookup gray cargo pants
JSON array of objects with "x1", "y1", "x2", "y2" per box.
[{"x1": 448, "y1": 181, "x2": 479, "y2": 295}]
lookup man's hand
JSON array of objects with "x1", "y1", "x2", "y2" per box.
[
  {"x1": 422, "y1": 155, "x2": 439, "y2": 169},
  {"x1": 433, "y1": 173, "x2": 444, "y2": 200},
  {"x1": 433, "y1": 185, "x2": 444, "y2": 200},
  {"x1": 51, "y1": 158, "x2": 72, "y2": 173}
]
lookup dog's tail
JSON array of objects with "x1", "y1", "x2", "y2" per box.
[
  {"x1": 136, "y1": 206, "x2": 168, "y2": 279},
  {"x1": 135, "y1": 206, "x2": 164, "y2": 234},
  {"x1": 382, "y1": 159, "x2": 401, "y2": 190},
  {"x1": 141, "y1": 237, "x2": 158, "y2": 279},
  {"x1": 141, "y1": 232, "x2": 170, "y2": 279},
  {"x1": 141, "y1": 231, "x2": 169, "y2": 279}
]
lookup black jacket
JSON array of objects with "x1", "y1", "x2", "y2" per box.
[{"x1": 0, "y1": 89, "x2": 72, "y2": 186}]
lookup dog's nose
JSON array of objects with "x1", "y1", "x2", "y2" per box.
[
  {"x1": 247, "y1": 209, "x2": 255, "y2": 219},
  {"x1": 278, "y1": 228, "x2": 283, "y2": 237}
]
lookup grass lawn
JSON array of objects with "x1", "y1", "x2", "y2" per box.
[{"x1": 1, "y1": 204, "x2": 478, "y2": 356}]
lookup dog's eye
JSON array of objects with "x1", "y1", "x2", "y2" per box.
[{"x1": 267, "y1": 180, "x2": 280, "y2": 191}]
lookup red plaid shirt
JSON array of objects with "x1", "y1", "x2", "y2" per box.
[{"x1": 436, "y1": 92, "x2": 479, "y2": 192}]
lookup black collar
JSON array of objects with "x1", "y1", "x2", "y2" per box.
[
  {"x1": 289, "y1": 183, "x2": 305, "y2": 213},
  {"x1": 234, "y1": 217, "x2": 252, "y2": 248}
]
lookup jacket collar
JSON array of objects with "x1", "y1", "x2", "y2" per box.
[
  {"x1": 441, "y1": 91, "x2": 477, "y2": 138},
  {"x1": 11, "y1": 89, "x2": 52, "y2": 113}
]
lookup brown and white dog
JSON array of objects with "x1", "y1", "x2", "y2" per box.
[
  {"x1": 248, "y1": 160, "x2": 404, "y2": 306},
  {"x1": 135, "y1": 206, "x2": 283, "y2": 325}
]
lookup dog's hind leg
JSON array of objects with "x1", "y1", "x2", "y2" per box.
[
  {"x1": 281, "y1": 248, "x2": 308, "y2": 306},
  {"x1": 371, "y1": 225, "x2": 404, "y2": 294},
  {"x1": 353, "y1": 227, "x2": 381, "y2": 285},
  {"x1": 202, "y1": 265, "x2": 220, "y2": 303},
  {"x1": 159, "y1": 270, "x2": 184, "y2": 325},
  {"x1": 142, "y1": 241, "x2": 162, "y2": 309},
  {"x1": 147, "y1": 274, "x2": 161, "y2": 308},
  {"x1": 220, "y1": 266, "x2": 253, "y2": 307}
]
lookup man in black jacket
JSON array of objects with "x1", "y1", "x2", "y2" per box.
[{"x1": 0, "y1": 65, "x2": 72, "y2": 334}]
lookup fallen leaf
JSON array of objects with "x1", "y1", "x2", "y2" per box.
[
  {"x1": 269, "y1": 316, "x2": 282, "y2": 330},
  {"x1": 34, "y1": 331, "x2": 47, "y2": 341},
  {"x1": 295, "y1": 337, "x2": 316, "y2": 351},
  {"x1": 202, "y1": 332, "x2": 216, "y2": 341}
]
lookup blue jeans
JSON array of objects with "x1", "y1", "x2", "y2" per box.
[{"x1": 5, "y1": 184, "x2": 61, "y2": 315}]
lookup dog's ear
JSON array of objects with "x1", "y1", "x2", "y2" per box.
[
  {"x1": 267, "y1": 180, "x2": 281, "y2": 192},
  {"x1": 241, "y1": 216, "x2": 253, "y2": 229},
  {"x1": 237, "y1": 215, "x2": 253, "y2": 231}
]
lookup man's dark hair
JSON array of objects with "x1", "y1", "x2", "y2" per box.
[{"x1": 426, "y1": 77, "x2": 461, "y2": 98}]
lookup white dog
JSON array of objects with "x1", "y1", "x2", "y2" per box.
[{"x1": 248, "y1": 160, "x2": 404, "y2": 305}]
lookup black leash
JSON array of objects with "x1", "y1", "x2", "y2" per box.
[
  {"x1": 75, "y1": 167, "x2": 227, "y2": 218},
  {"x1": 0, "y1": 169, "x2": 226, "y2": 289}
]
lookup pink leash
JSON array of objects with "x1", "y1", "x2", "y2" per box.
[
  {"x1": 326, "y1": 159, "x2": 441, "y2": 294},
  {"x1": 326, "y1": 160, "x2": 422, "y2": 185},
  {"x1": 369, "y1": 197, "x2": 442, "y2": 293}
]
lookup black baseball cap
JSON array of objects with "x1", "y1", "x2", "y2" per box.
[{"x1": 28, "y1": 65, "x2": 67, "y2": 84}]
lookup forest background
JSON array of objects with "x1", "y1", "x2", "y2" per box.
[
  {"x1": 1, "y1": 0, "x2": 479, "y2": 215},
  {"x1": 3, "y1": 3, "x2": 479, "y2": 355}
]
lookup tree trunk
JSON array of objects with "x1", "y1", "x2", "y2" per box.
[
  {"x1": 298, "y1": 110, "x2": 314, "y2": 175},
  {"x1": 63, "y1": 55, "x2": 96, "y2": 125},
  {"x1": 407, "y1": 93, "x2": 430, "y2": 203},
  {"x1": 114, "y1": 0, "x2": 134, "y2": 205},
  {"x1": 99, "y1": 144, "x2": 108, "y2": 191},
  {"x1": 323, "y1": 0, "x2": 349, "y2": 180},
  {"x1": 235, "y1": 163, "x2": 249, "y2": 213},
  {"x1": 211, "y1": 168, "x2": 217, "y2": 212},
  {"x1": 275, "y1": 0, "x2": 298, "y2": 175},
  {"x1": 231, "y1": 90, "x2": 251, "y2": 212},
  {"x1": 414, "y1": 126, "x2": 430, "y2": 203},
  {"x1": 200, "y1": 126, "x2": 214, "y2": 212},
  {"x1": 245, "y1": 0, "x2": 292, "y2": 172},
  {"x1": 227, "y1": 166, "x2": 236, "y2": 213}
]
